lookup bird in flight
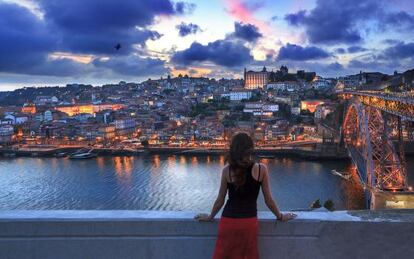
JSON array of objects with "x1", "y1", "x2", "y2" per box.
[{"x1": 114, "y1": 43, "x2": 121, "y2": 50}]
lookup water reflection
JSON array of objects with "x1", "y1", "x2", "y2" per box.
[{"x1": 0, "y1": 154, "x2": 400, "y2": 211}]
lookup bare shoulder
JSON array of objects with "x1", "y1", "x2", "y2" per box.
[
  {"x1": 222, "y1": 164, "x2": 230, "y2": 178},
  {"x1": 257, "y1": 162, "x2": 268, "y2": 172}
]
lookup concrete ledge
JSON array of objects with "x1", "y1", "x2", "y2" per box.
[{"x1": 1, "y1": 210, "x2": 414, "y2": 259}]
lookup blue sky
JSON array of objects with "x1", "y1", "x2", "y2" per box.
[{"x1": 1, "y1": 0, "x2": 414, "y2": 90}]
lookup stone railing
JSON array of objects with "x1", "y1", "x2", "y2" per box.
[{"x1": 1, "y1": 210, "x2": 414, "y2": 259}]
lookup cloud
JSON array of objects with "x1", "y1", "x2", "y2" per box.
[
  {"x1": 382, "y1": 11, "x2": 414, "y2": 30},
  {"x1": 335, "y1": 48, "x2": 346, "y2": 54},
  {"x1": 284, "y1": 0, "x2": 382, "y2": 44},
  {"x1": 347, "y1": 46, "x2": 368, "y2": 53},
  {"x1": 0, "y1": 1, "x2": 185, "y2": 79},
  {"x1": 0, "y1": 2, "x2": 86, "y2": 76},
  {"x1": 277, "y1": 43, "x2": 330, "y2": 61},
  {"x1": 284, "y1": 0, "x2": 414, "y2": 45},
  {"x1": 383, "y1": 42, "x2": 414, "y2": 59},
  {"x1": 93, "y1": 55, "x2": 170, "y2": 76},
  {"x1": 36, "y1": 0, "x2": 193, "y2": 55},
  {"x1": 171, "y1": 40, "x2": 253, "y2": 67},
  {"x1": 176, "y1": 22, "x2": 201, "y2": 37},
  {"x1": 233, "y1": 22, "x2": 262, "y2": 42}
]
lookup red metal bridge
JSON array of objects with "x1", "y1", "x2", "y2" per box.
[{"x1": 341, "y1": 90, "x2": 414, "y2": 209}]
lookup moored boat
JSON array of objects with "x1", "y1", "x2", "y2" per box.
[{"x1": 69, "y1": 149, "x2": 97, "y2": 159}]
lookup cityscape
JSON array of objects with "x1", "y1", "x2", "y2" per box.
[
  {"x1": 1, "y1": 0, "x2": 414, "y2": 258},
  {"x1": 1, "y1": 66, "x2": 413, "y2": 158}
]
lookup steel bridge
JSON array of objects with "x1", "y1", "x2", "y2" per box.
[{"x1": 341, "y1": 90, "x2": 414, "y2": 209}]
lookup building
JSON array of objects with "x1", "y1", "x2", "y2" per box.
[
  {"x1": 267, "y1": 81, "x2": 300, "y2": 92},
  {"x1": 243, "y1": 103, "x2": 279, "y2": 116},
  {"x1": 21, "y1": 103, "x2": 36, "y2": 114},
  {"x1": 55, "y1": 104, "x2": 124, "y2": 116},
  {"x1": 244, "y1": 67, "x2": 269, "y2": 89},
  {"x1": 0, "y1": 125, "x2": 14, "y2": 143},
  {"x1": 301, "y1": 100, "x2": 325, "y2": 113},
  {"x1": 44, "y1": 110, "x2": 53, "y2": 122},
  {"x1": 221, "y1": 88, "x2": 253, "y2": 101}
]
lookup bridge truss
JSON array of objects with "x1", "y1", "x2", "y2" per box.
[{"x1": 342, "y1": 91, "x2": 414, "y2": 195}]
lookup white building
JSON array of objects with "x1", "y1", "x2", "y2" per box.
[
  {"x1": 115, "y1": 118, "x2": 136, "y2": 130},
  {"x1": 44, "y1": 110, "x2": 53, "y2": 121},
  {"x1": 0, "y1": 125, "x2": 14, "y2": 143},
  {"x1": 4, "y1": 114, "x2": 28, "y2": 125},
  {"x1": 267, "y1": 81, "x2": 301, "y2": 92},
  {"x1": 221, "y1": 88, "x2": 253, "y2": 101}
]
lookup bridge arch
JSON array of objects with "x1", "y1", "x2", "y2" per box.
[{"x1": 343, "y1": 98, "x2": 407, "y2": 191}]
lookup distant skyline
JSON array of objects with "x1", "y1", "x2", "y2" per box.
[{"x1": 1, "y1": 0, "x2": 414, "y2": 90}]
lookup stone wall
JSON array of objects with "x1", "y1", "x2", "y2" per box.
[{"x1": 1, "y1": 210, "x2": 414, "y2": 259}]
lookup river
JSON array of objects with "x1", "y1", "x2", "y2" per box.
[{"x1": 1, "y1": 155, "x2": 412, "y2": 211}]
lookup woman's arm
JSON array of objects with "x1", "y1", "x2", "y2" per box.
[
  {"x1": 195, "y1": 167, "x2": 228, "y2": 221},
  {"x1": 260, "y1": 164, "x2": 296, "y2": 221}
]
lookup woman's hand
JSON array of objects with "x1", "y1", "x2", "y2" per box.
[
  {"x1": 194, "y1": 213, "x2": 213, "y2": 222},
  {"x1": 278, "y1": 212, "x2": 297, "y2": 222}
]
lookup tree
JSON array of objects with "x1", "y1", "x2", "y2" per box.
[
  {"x1": 310, "y1": 199, "x2": 322, "y2": 209},
  {"x1": 323, "y1": 199, "x2": 335, "y2": 211}
]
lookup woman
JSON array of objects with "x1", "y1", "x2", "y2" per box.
[{"x1": 195, "y1": 132, "x2": 296, "y2": 259}]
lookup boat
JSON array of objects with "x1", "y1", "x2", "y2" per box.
[
  {"x1": 258, "y1": 155, "x2": 274, "y2": 159},
  {"x1": 331, "y1": 170, "x2": 351, "y2": 180},
  {"x1": 54, "y1": 152, "x2": 67, "y2": 158},
  {"x1": 69, "y1": 149, "x2": 97, "y2": 159}
]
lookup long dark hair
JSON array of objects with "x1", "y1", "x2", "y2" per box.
[{"x1": 227, "y1": 132, "x2": 255, "y2": 187}]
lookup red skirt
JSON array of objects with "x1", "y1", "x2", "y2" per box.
[{"x1": 213, "y1": 216, "x2": 259, "y2": 259}]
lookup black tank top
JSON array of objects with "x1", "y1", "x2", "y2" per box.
[{"x1": 222, "y1": 163, "x2": 262, "y2": 218}]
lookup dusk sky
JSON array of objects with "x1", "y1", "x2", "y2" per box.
[{"x1": 1, "y1": 0, "x2": 414, "y2": 90}]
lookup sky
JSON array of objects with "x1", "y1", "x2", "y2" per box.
[{"x1": 1, "y1": 0, "x2": 414, "y2": 90}]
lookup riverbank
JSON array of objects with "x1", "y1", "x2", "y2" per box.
[
  {"x1": 1, "y1": 141, "x2": 413, "y2": 160},
  {"x1": 0, "y1": 145, "x2": 349, "y2": 160}
]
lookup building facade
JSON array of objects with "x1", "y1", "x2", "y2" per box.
[{"x1": 244, "y1": 67, "x2": 269, "y2": 89}]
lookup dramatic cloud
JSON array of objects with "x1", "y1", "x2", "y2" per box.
[
  {"x1": 277, "y1": 43, "x2": 330, "y2": 61},
  {"x1": 383, "y1": 42, "x2": 414, "y2": 59},
  {"x1": 347, "y1": 46, "x2": 368, "y2": 53},
  {"x1": 0, "y1": 2, "x2": 85, "y2": 76},
  {"x1": 382, "y1": 11, "x2": 414, "y2": 30},
  {"x1": 285, "y1": 0, "x2": 414, "y2": 45},
  {"x1": 36, "y1": 0, "x2": 194, "y2": 54},
  {"x1": 93, "y1": 55, "x2": 169, "y2": 76},
  {"x1": 176, "y1": 22, "x2": 201, "y2": 37},
  {"x1": 284, "y1": 0, "x2": 382, "y2": 44},
  {"x1": 171, "y1": 40, "x2": 253, "y2": 67},
  {"x1": 233, "y1": 22, "x2": 262, "y2": 42}
]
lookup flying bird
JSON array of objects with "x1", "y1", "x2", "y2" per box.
[{"x1": 114, "y1": 43, "x2": 121, "y2": 50}]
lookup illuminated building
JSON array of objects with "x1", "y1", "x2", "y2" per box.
[
  {"x1": 55, "y1": 104, "x2": 124, "y2": 116},
  {"x1": 244, "y1": 67, "x2": 269, "y2": 89},
  {"x1": 300, "y1": 100, "x2": 325, "y2": 113},
  {"x1": 21, "y1": 103, "x2": 36, "y2": 114}
]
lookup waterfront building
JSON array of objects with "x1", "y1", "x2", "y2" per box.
[
  {"x1": 0, "y1": 125, "x2": 14, "y2": 143},
  {"x1": 244, "y1": 67, "x2": 269, "y2": 89}
]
